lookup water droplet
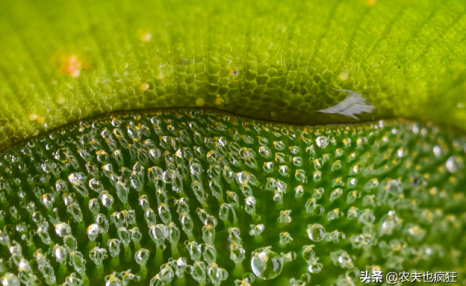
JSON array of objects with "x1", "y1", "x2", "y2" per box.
[
  {"x1": 277, "y1": 210, "x2": 292, "y2": 224},
  {"x1": 316, "y1": 136, "x2": 329, "y2": 148},
  {"x1": 358, "y1": 209, "x2": 376, "y2": 225},
  {"x1": 134, "y1": 248, "x2": 150, "y2": 265},
  {"x1": 258, "y1": 146, "x2": 272, "y2": 158},
  {"x1": 249, "y1": 224, "x2": 264, "y2": 236},
  {"x1": 446, "y1": 155, "x2": 464, "y2": 173},
  {"x1": 207, "y1": 263, "x2": 228, "y2": 285},
  {"x1": 89, "y1": 247, "x2": 107, "y2": 266},
  {"x1": 54, "y1": 222, "x2": 71, "y2": 237},
  {"x1": 329, "y1": 188, "x2": 343, "y2": 202},
  {"x1": 107, "y1": 239, "x2": 122, "y2": 257},
  {"x1": 308, "y1": 259, "x2": 323, "y2": 273},
  {"x1": 313, "y1": 170, "x2": 322, "y2": 182},
  {"x1": 189, "y1": 261, "x2": 206, "y2": 283},
  {"x1": 1, "y1": 273, "x2": 20, "y2": 286},
  {"x1": 69, "y1": 251, "x2": 86, "y2": 274},
  {"x1": 99, "y1": 191, "x2": 114, "y2": 208},
  {"x1": 89, "y1": 178, "x2": 103, "y2": 192},
  {"x1": 279, "y1": 232, "x2": 293, "y2": 245},
  {"x1": 327, "y1": 208, "x2": 343, "y2": 221},
  {"x1": 294, "y1": 185, "x2": 304, "y2": 198},
  {"x1": 87, "y1": 224, "x2": 102, "y2": 241},
  {"x1": 251, "y1": 247, "x2": 283, "y2": 280},
  {"x1": 88, "y1": 199, "x2": 100, "y2": 215},
  {"x1": 330, "y1": 250, "x2": 353, "y2": 269},
  {"x1": 307, "y1": 224, "x2": 326, "y2": 242},
  {"x1": 302, "y1": 245, "x2": 316, "y2": 264},
  {"x1": 229, "y1": 242, "x2": 245, "y2": 264},
  {"x1": 105, "y1": 273, "x2": 122, "y2": 286}
]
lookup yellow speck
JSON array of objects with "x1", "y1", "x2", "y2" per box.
[
  {"x1": 28, "y1": 114, "x2": 37, "y2": 121},
  {"x1": 140, "y1": 83, "x2": 150, "y2": 91},
  {"x1": 141, "y1": 33, "x2": 152, "y2": 42},
  {"x1": 367, "y1": 0, "x2": 376, "y2": 6},
  {"x1": 214, "y1": 97, "x2": 223, "y2": 105},
  {"x1": 37, "y1": 116, "x2": 46, "y2": 124},
  {"x1": 157, "y1": 73, "x2": 165, "y2": 80},
  {"x1": 339, "y1": 70, "x2": 348, "y2": 81},
  {"x1": 195, "y1": 98, "x2": 205, "y2": 107},
  {"x1": 56, "y1": 96, "x2": 66, "y2": 105},
  {"x1": 61, "y1": 55, "x2": 82, "y2": 78}
]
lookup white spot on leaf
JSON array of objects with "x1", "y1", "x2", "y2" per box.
[{"x1": 317, "y1": 89, "x2": 376, "y2": 120}]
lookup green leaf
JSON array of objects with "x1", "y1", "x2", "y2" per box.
[{"x1": 1, "y1": 0, "x2": 466, "y2": 150}]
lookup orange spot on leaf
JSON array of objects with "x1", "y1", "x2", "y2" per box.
[{"x1": 61, "y1": 55, "x2": 82, "y2": 78}]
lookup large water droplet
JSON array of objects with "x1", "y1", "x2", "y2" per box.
[
  {"x1": 251, "y1": 247, "x2": 283, "y2": 280},
  {"x1": 1, "y1": 273, "x2": 20, "y2": 286},
  {"x1": 307, "y1": 224, "x2": 326, "y2": 242}
]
